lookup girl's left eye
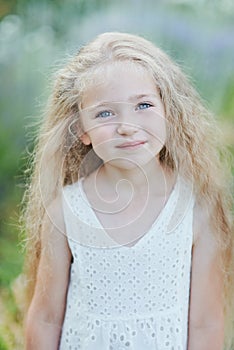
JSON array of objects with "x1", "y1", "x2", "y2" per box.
[
  {"x1": 95, "y1": 110, "x2": 114, "y2": 118},
  {"x1": 136, "y1": 102, "x2": 153, "y2": 110}
]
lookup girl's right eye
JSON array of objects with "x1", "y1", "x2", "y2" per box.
[{"x1": 95, "y1": 110, "x2": 114, "y2": 119}]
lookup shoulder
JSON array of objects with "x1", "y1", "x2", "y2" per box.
[
  {"x1": 41, "y1": 193, "x2": 68, "y2": 247},
  {"x1": 193, "y1": 199, "x2": 220, "y2": 253},
  {"x1": 193, "y1": 200, "x2": 208, "y2": 241},
  {"x1": 47, "y1": 193, "x2": 65, "y2": 227}
]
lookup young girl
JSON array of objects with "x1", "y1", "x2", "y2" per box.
[{"x1": 22, "y1": 32, "x2": 233, "y2": 350}]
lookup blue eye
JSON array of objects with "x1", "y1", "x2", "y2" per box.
[
  {"x1": 137, "y1": 103, "x2": 153, "y2": 110},
  {"x1": 96, "y1": 110, "x2": 113, "y2": 118}
]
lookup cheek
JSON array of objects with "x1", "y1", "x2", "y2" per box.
[
  {"x1": 88, "y1": 127, "x2": 116, "y2": 161},
  {"x1": 159, "y1": 116, "x2": 167, "y2": 136},
  {"x1": 88, "y1": 125, "x2": 115, "y2": 145},
  {"x1": 156, "y1": 120, "x2": 167, "y2": 144},
  {"x1": 143, "y1": 115, "x2": 167, "y2": 143}
]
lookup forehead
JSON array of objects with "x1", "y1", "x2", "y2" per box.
[{"x1": 81, "y1": 61, "x2": 157, "y2": 108}]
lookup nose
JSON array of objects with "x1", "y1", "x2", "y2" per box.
[{"x1": 116, "y1": 122, "x2": 139, "y2": 136}]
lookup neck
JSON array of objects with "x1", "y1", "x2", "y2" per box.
[{"x1": 97, "y1": 158, "x2": 175, "y2": 197}]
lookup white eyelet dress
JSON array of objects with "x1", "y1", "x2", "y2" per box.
[{"x1": 59, "y1": 176, "x2": 195, "y2": 350}]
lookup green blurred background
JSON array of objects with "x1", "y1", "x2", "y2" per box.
[{"x1": 0, "y1": 0, "x2": 233, "y2": 348}]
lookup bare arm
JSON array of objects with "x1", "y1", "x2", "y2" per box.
[
  {"x1": 188, "y1": 202, "x2": 224, "y2": 350},
  {"x1": 25, "y1": 194, "x2": 72, "y2": 350}
]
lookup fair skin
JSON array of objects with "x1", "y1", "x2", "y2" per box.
[
  {"x1": 25, "y1": 61, "x2": 224, "y2": 349},
  {"x1": 188, "y1": 202, "x2": 224, "y2": 350},
  {"x1": 25, "y1": 194, "x2": 71, "y2": 349}
]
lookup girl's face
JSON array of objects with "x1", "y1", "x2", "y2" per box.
[{"x1": 79, "y1": 61, "x2": 166, "y2": 170}]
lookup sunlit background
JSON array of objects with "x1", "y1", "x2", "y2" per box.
[{"x1": 0, "y1": 0, "x2": 233, "y2": 348}]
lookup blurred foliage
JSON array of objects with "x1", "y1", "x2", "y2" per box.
[
  {"x1": 0, "y1": 336, "x2": 8, "y2": 350},
  {"x1": 0, "y1": 0, "x2": 233, "y2": 348}
]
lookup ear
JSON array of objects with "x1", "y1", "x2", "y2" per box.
[{"x1": 80, "y1": 132, "x2": 91, "y2": 146}]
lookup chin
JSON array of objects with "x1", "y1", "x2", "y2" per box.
[{"x1": 106, "y1": 158, "x2": 153, "y2": 171}]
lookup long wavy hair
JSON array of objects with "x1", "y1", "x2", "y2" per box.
[{"x1": 20, "y1": 32, "x2": 233, "y2": 346}]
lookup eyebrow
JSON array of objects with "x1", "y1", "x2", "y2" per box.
[
  {"x1": 128, "y1": 93, "x2": 158, "y2": 101},
  {"x1": 83, "y1": 94, "x2": 158, "y2": 111}
]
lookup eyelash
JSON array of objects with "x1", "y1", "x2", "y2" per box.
[
  {"x1": 95, "y1": 110, "x2": 114, "y2": 119},
  {"x1": 95, "y1": 102, "x2": 153, "y2": 118},
  {"x1": 136, "y1": 102, "x2": 153, "y2": 110}
]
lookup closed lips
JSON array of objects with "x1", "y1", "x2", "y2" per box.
[{"x1": 116, "y1": 141, "x2": 146, "y2": 148}]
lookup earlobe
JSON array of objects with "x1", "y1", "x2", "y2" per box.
[{"x1": 80, "y1": 133, "x2": 91, "y2": 146}]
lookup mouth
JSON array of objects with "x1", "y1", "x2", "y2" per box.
[{"x1": 116, "y1": 140, "x2": 147, "y2": 149}]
